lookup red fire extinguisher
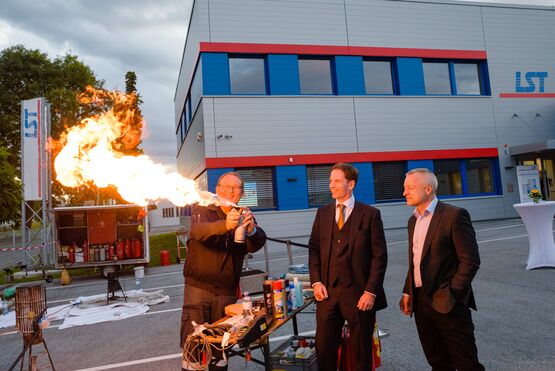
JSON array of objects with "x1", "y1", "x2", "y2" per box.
[
  {"x1": 133, "y1": 238, "x2": 142, "y2": 258},
  {"x1": 116, "y1": 239, "x2": 124, "y2": 260},
  {"x1": 82, "y1": 240, "x2": 89, "y2": 262},
  {"x1": 124, "y1": 239, "x2": 131, "y2": 259},
  {"x1": 107, "y1": 243, "x2": 114, "y2": 260},
  {"x1": 68, "y1": 244, "x2": 75, "y2": 264}
]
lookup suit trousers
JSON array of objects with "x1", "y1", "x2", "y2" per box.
[
  {"x1": 315, "y1": 283, "x2": 375, "y2": 371},
  {"x1": 414, "y1": 288, "x2": 484, "y2": 371},
  {"x1": 180, "y1": 283, "x2": 236, "y2": 370}
]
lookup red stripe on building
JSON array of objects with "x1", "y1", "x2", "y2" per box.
[
  {"x1": 206, "y1": 148, "x2": 499, "y2": 168},
  {"x1": 200, "y1": 42, "x2": 487, "y2": 60},
  {"x1": 499, "y1": 93, "x2": 555, "y2": 98}
]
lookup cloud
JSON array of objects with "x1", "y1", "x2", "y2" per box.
[{"x1": 0, "y1": 0, "x2": 192, "y2": 169}]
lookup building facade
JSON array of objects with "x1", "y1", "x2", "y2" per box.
[{"x1": 174, "y1": 0, "x2": 555, "y2": 238}]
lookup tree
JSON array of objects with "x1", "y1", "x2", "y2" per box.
[
  {"x1": 0, "y1": 145, "x2": 22, "y2": 226},
  {"x1": 0, "y1": 45, "x2": 101, "y2": 167}
]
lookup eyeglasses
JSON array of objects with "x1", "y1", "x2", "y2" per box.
[{"x1": 217, "y1": 184, "x2": 243, "y2": 192}]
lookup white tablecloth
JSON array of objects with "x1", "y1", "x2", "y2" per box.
[{"x1": 513, "y1": 201, "x2": 555, "y2": 270}]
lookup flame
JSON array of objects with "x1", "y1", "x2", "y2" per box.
[{"x1": 53, "y1": 87, "x2": 227, "y2": 207}]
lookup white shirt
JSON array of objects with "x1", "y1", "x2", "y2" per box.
[
  {"x1": 335, "y1": 195, "x2": 355, "y2": 224},
  {"x1": 412, "y1": 197, "x2": 438, "y2": 288}
]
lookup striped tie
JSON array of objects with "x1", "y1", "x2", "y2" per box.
[{"x1": 337, "y1": 204, "x2": 345, "y2": 230}]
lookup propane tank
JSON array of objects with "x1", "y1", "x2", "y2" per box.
[
  {"x1": 82, "y1": 240, "x2": 89, "y2": 262},
  {"x1": 124, "y1": 239, "x2": 131, "y2": 259},
  {"x1": 133, "y1": 238, "x2": 142, "y2": 258},
  {"x1": 68, "y1": 243, "x2": 76, "y2": 264},
  {"x1": 116, "y1": 239, "x2": 124, "y2": 260},
  {"x1": 107, "y1": 243, "x2": 114, "y2": 260}
]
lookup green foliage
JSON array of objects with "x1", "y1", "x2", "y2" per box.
[{"x1": 0, "y1": 145, "x2": 22, "y2": 226}]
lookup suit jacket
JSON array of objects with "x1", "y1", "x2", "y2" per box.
[
  {"x1": 403, "y1": 201, "x2": 480, "y2": 313},
  {"x1": 309, "y1": 201, "x2": 388, "y2": 311}
]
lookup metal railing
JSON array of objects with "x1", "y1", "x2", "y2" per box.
[{"x1": 243, "y1": 237, "x2": 308, "y2": 276}]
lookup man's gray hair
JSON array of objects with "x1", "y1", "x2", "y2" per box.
[{"x1": 406, "y1": 168, "x2": 438, "y2": 193}]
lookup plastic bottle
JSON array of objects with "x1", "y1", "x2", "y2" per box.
[
  {"x1": 290, "y1": 281, "x2": 297, "y2": 310},
  {"x1": 1, "y1": 300, "x2": 8, "y2": 315},
  {"x1": 272, "y1": 280, "x2": 285, "y2": 320},
  {"x1": 294, "y1": 277, "x2": 304, "y2": 308},
  {"x1": 242, "y1": 291, "x2": 253, "y2": 320}
]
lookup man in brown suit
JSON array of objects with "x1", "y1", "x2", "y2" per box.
[
  {"x1": 400, "y1": 168, "x2": 484, "y2": 371},
  {"x1": 309, "y1": 163, "x2": 388, "y2": 371}
]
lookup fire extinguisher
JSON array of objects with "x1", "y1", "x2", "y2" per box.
[
  {"x1": 133, "y1": 238, "x2": 142, "y2": 258},
  {"x1": 116, "y1": 239, "x2": 124, "y2": 260},
  {"x1": 82, "y1": 240, "x2": 89, "y2": 262},
  {"x1": 124, "y1": 239, "x2": 131, "y2": 259},
  {"x1": 107, "y1": 243, "x2": 114, "y2": 260},
  {"x1": 68, "y1": 243, "x2": 76, "y2": 264}
]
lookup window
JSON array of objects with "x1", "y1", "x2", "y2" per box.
[
  {"x1": 191, "y1": 62, "x2": 202, "y2": 112},
  {"x1": 363, "y1": 60, "x2": 394, "y2": 94},
  {"x1": 434, "y1": 158, "x2": 496, "y2": 196},
  {"x1": 236, "y1": 168, "x2": 276, "y2": 209},
  {"x1": 298, "y1": 58, "x2": 333, "y2": 94},
  {"x1": 196, "y1": 171, "x2": 208, "y2": 192},
  {"x1": 434, "y1": 160, "x2": 463, "y2": 196},
  {"x1": 177, "y1": 206, "x2": 192, "y2": 217},
  {"x1": 423, "y1": 62, "x2": 451, "y2": 94},
  {"x1": 454, "y1": 63, "x2": 481, "y2": 95},
  {"x1": 466, "y1": 159, "x2": 493, "y2": 194},
  {"x1": 229, "y1": 56, "x2": 266, "y2": 94},
  {"x1": 307, "y1": 165, "x2": 333, "y2": 207},
  {"x1": 373, "y1": 162, "x2": 406, "y2": 202},
  {"x1": 162, "y1": 208, "x2": 175, "y2": 218}
]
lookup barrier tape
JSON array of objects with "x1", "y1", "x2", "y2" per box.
[{"x1": 0, "y1": 245, "x2": 43, "y2": 252}]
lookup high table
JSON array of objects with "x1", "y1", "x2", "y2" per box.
[{"x1": 513, "y1": 201, "x2": 555, "y2": 269}]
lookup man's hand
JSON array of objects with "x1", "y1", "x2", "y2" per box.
[
  {"x1": 241, "y1": 209, "x2": 256, "y2": 234},
  {"x1": 357, "y1": 292, "x2": 375, "y2": 311},
  {"x1": 399, "y1": 295, "x2": 412, "y2": 316},
  {"x1": 313, "y1": 283, "x2": 328, "y2": 301},
  {"x1": 226, "y1": 208, "x2": 241, "y2": 231}
]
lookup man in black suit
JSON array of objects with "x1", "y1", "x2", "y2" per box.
[
  {"x1": 309, "y1": 162, "x2": 388, "y2": 371},
  {"x1": 400, "y1": 168, "x2": 484, "y2": 371}
]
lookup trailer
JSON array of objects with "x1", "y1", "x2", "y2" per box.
[{"x1": 51, "y1": 204, "x2": 150, "y2": 278}]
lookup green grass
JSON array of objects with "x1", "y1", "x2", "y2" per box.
[
  {"x1": 149, "y1": 233, "x2": 180, "y2": 267},
  {"x1": 0, "y1": 233, "x2": 183, "y2": 285}
]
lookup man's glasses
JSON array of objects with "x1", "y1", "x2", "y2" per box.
[{"x1": 217, "y1": 184, "x2": 242, "y2": 192}]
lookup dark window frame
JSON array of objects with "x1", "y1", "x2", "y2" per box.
[{"x1": 434, "y1": 158, "x2": 500, "y2": 198}]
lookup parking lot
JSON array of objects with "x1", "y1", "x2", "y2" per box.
[{"x1": 1, "y1": 218, "x2": 554, "y2": 370}]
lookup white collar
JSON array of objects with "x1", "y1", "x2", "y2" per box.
[{"x1": 336, "y1": 195, "x2": 355, "y2": 210}]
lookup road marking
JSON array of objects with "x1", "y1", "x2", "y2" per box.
[
  {"x1": 74, "y1": 353, "x2": 182, "y2": 370},
  {"x1": 269, "y1": 330, "x2": 315, "y2": 343}
]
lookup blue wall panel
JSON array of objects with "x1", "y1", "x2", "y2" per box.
[
  {"x1": 267, "y1": 54, "x2": 300, "y2": 95},
  {"x1": 335, "y1": 56, "x2": 365, "y2": 95},
  {"x1": 202, "y1": 53, "x2": 230, "y2": 95},
  {"x1": 275, "y1": 165, "x2": 308, "y2": 210},
  {"x1": 353, "y1": 163, "x2": 375, "y2": 204},
  {"x1": 397, "y1": 58, "x2": 425, "y2": 95},
  {"x1": 407, "y1": 160, "x2": 434, "y2": 171},
  {"x1": 207, "y1": 168, "x2": 234, "y2": 193}
]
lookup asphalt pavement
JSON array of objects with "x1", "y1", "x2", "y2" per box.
[{"x1": 1, "y1": 218, "x2": 554, "y2": 370}]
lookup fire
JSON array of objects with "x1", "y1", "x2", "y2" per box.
[{"x1": 53, "y1": 87, "x2": 222, "y2": 207}]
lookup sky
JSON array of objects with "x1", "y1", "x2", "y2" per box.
[{"x1": 0, "y1": 0, "x2": 553, "y2": 170}]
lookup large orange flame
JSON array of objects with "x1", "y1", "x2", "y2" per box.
[{"x1": 53, "y1": 87, "x2": 222, "y2": 207}]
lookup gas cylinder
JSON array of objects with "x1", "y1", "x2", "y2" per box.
[
  {"x1": 68, "y1": 244, "x2": 75, "y2": 264},
  {"x1": 107, "y1": 243, "x2": 114, "y2": 260},
  {"x1": 116, "y1": 239, "x2": 124, "y2": 260},
  {"x1": 82, "y1": 240, "x2": 89, "y2": 262},
  {"x1": 124, "y1": 239, "x2": 131, "y2": 259},
  {"x1": 133, "y1": 238, "x2": 142, "y2": 258}
]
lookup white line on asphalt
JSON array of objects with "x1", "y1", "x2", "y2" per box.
[
  {"x1": 74, "y1": 353, "x2": 182, "y2": 371},
  {"x1": 477, "y1": 234, "x2": 529, "y2": 244},
  {"x1": 269, "y1": 330, "x2": 316, "y2": 343},
  {"x1": 143, "y1": 307, "x2": 182, "y2": 315}
]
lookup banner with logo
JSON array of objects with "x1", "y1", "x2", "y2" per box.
[{"x1": 21, "y1": 98, "x2": 44, "y2": 201}]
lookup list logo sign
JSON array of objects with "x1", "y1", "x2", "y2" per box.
[
  {"x1": 23, "y1": 108, "x2": 38, "y2": 138},
  {"x1": 500, "y1": 71, "x2": 554, "y2": 98}
]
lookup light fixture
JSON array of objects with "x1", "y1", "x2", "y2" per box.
[
  {"x1": 512, "y1": 113, "x2": 519, "y2": 118},
  {"x1": 196, "y1": 132, "x2": 203, "y2": 142}
]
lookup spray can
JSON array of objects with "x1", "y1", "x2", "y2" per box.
[
  {"x1": 272, "y1": 280, "x2": 285, "y2": 320},
  {"x1": 284, "y1": 279, "x2": 292, "y2": 316},
  {"x1": 234, "y1": 209, "x2": 246, "y2": 243},
  {"x1": 263, "y1": 280, "x2": 274, "y2": 316}
]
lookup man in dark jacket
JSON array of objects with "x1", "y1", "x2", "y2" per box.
[{"x1": 180, "y1": 171, "x2": 267, "y2": 370}]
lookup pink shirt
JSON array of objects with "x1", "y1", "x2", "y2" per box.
[{"x1": 412, "y1": 198, "x2": 438, "y2": 288}]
